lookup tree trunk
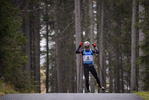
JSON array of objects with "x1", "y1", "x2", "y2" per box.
[
  {"x1": 23, "y1": 0, "x2": 30, "y2": 73},
  {"x1": 138, "y1": 4, "x2": 145, "y2": 92},
  {"x1": 109, "y1": 52, "x2": 113, "y2": 93},
  {"x1": 45, "y1": 24, "x2": 49, "y2": 93},
  {"x1": 131, "y1": 0, "x2": 137, "y2": 92},
  {"x1": 75, "y1": 0, "x2": 83, "y2": 93},
  {"x1": 88, "y1": 0, "x2": 95, "y2": 93},
  {"x1": 35, "y1": 11, "x2": 41, "y2": 93},
  {"x1": 116, "y1": 50, "x2": 120, "y2": 93},
  {"x1": 21, "y1": 0, "x2": 31, "y2": 89},
  {"x1": 98, "y1": 0, "x2": 104, "y2": 92},
  {"x1": 30, "y1": 1, "x2": 41, "y2": 93},
  {"x1": 54, "y1": 0, "x2": 60, "y2": 93},
  {"x1": 69, "y1": 32, "x2": 75, "y2": 93},
  {"x1": 120, "y1": 53, "x2": 124, "y2": 93},
  {"x1": 97, "y1": 0, "x2": 101, "y2": 93},
  {"x1": 116, "y1": 18, "x2": 121, "y2": 93},
  {"x1": 45, "y1": 1, "x2": 49, "y2": 92}
]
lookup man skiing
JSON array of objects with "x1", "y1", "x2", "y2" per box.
[{"x1": 75, "y1": 41, "x2": 105, "y2": 93}]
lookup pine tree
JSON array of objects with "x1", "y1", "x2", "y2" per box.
[
  {"x1": 75, "y1": 0, "x2": 83, "y2": 93},
  {"x1": 131, "y1": 0, "x2": 137, "y2": 92}
]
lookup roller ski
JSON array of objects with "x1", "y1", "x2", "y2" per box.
[{"x1": 97, "y1": 84, "x2": 106, "y2": 93}]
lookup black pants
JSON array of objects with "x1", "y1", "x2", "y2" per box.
[{"x1": 84, "y1": 64, "x2": 101, "y2": 91}]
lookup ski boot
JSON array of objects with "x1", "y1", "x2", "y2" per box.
[
  {"x1": 87, "y1": 90, "x2": 90, "y2": 93},
  {"x1": 100, "y1": 86, "x2": 105, "y2": 91},
  {"x1": 96, "y1": 84, "x2": 105, "y2": 92}
]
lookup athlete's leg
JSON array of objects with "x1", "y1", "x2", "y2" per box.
[
  {"x1": 84, "y1": 66, "x2": 90, "y2": 91},
  {"x1": 90, "y1": 66, "x2": 101, "y2": 87}
]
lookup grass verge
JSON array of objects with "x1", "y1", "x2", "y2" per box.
[
  {"x1": 136, "y1": 91, "x2": 149, "y2": 100},
  {"x1": 0, "y1": 80, "x2": 18, "y2": 96}
]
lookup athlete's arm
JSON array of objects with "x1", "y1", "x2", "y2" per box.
[
  {"x1": 92, "y1": 48, "x2": 99, "y2": 54},
  {"x1": 75, "y1": 42, "x2": 83, "y2": 54},
  {"x1": 75, "y1": 48, "x2": 84, "y2": 54},
  {"x1": 92, "y1": 43, "x2": 99, "y2": 54}
]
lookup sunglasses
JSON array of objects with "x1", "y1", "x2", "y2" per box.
[{"x1": 85, "y1": 46, "x2": 89, "y2": 48}]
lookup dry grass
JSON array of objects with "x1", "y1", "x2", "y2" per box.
[
  {"x1": 40, "y1": 69, "x2": 46, "y2": 93},
  {"x1": 0, "y1": 81, "x2": 18, "y2": 96},
  {"x1": 136, "y1": 91, "x2": 149, "y2": 100}
]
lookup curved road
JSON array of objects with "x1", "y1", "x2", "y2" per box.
[{"x1": 0, "y1": 93, "x2": 143, "y2": 100}]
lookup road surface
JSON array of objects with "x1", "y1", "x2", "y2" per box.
[{"x1": 0, "y1": 93, "x2": 143, "y2": 100}]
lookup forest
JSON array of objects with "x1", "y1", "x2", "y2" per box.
[{"x1": 0, "y1": 0, "x2": 149, "y2": 94}]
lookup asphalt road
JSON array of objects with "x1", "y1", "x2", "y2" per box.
[{"x1": 0, "y1": 93, "x2": 143, "y2": 100}]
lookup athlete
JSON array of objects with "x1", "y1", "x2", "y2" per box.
[{"x1": 75, "y1": 41, "x2": 105, "y2": 93}]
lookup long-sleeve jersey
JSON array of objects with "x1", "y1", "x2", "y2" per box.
[{"x1": 75, "y1": 46, "x2": 99, "y2": 65}]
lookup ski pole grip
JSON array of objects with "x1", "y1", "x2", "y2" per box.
[
  {"x1": 79, "y1": 42, "x2": 83, "y2": 46},
  {"x1": 92, "y1": 43, "x2": 96, "y2": 47}
]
